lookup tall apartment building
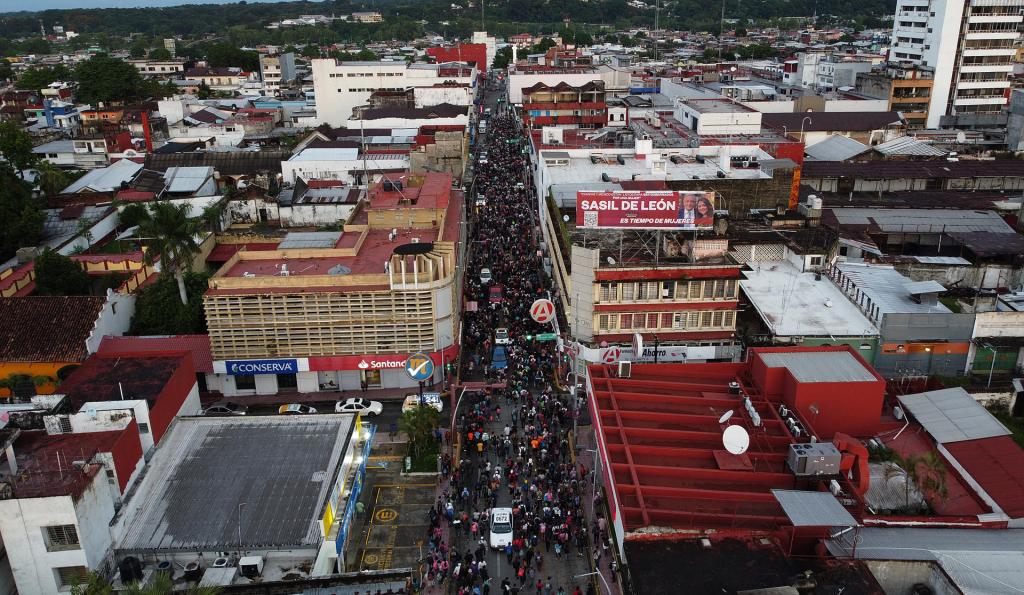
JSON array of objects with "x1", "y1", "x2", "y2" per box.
[
  {"x1": 260, "y1": 52, "x2": 296, "y2": 96},
  {"x1": 311, "y1": 60, "x2": 477, "y2": 126},
  {"x1": 889, "y1": 0, "x2": 1022, "y2": 128},
  {"x1": 521, "y1": 81, "x2": 607, "y2": 130}
]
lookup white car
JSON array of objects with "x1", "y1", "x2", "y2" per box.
[
  {"x1": 479, "y1": 268, "x2": 493, "y2": 284},
  {"x1": 335, "y1": 397, "x2": 383, "y2": 415},
  {"x1": 489, "y1": 507, "x2": 514, "y2": 549},
  {"x1": 495, "y1": 328, "x2": 511, "y2": 345},
  {"x1": 278, "y1": 403, "x2": 317, "y2": 415},
  {"x1": 402, "y1": 394, "x2": 444, "y2": 413}
]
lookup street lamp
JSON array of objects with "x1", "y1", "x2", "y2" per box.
[
  {"x1": 983, "y1": 343, "x2": 998, "y2": 388},
  {"x1": 449, "y1": 385, "x2": 474, "y2": 453},
  {"x1": 800, "y1": 116, "x2": 813, "y2": 143},
  {"x1": 575, "y1": 571, "x2": 614, "y2": 594},
  {"x1": 237, "y1": 502, "x2": 247, "y2": 555}
]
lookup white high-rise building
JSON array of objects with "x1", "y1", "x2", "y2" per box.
[
  {"x1": 889, "y1": 0, "x2": 1022, "y2": 128},
  {"x1": 472, "y1": 31, "x2": 497, "y2": 70},
  {"x1": 311, "y1": 60, "x2": 477, "y2": 126}
]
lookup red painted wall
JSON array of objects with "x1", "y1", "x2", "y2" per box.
[
  {"x1": 147, "y1": 352, "x2": 196, "y2": 444},
  {"x1": 110, "y1": 420, "x2": 143, "y2": 494},
  {"x1": 427, "y1": 44, "x2": 488, "y2": 68}
]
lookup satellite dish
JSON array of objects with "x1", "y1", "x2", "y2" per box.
[
  {"x1": 956, "y1": 131, "x2": 966, "y2": 144},
  {"x1": 718, "y1": 410, "x2": 734, "y2": 424},
  {"x1": 563, "y1": 215, "x2": 570, "y2": 222},
  {"x1": 722, "y1": 425, "x2": 750, "y2": 455}
]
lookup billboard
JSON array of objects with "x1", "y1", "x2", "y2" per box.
[{"x1": 576, "y1": 190, "x2": 716, "y2": 230}]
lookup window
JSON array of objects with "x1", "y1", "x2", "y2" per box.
[
  {"x1": 661, "y1": 313, "x2": 673, "y2": 328},
  {"x1": 662, "y1": 282, "x2": 675, "y2": 299},
  {"x1": 713, "y1": 280, "x2": 725, "y2": 298},
  {"x1": 638, "y1": 282, "x2": 658, "y2": 300},
  {"x1": 621, "y1": 283, "x2": 636, "y2": 301},
  {"x1": 44, "y1": 525, "x2": 80, "y2": 552},
  {"x1": 810, "y1": 256, "x2": 823, "y2": 267},
  {"x1": 701, "y1": 312, "x2": 713, "y2": 327},
  {"x1": 713, "y1": 311, "x2": 724, "y2": 327},
  {"x1": 598, "y1": 315, "x2": 610, "y2": 331},
  {"x1": 702, "y1": 281, "x2": 714, "y2": 299},
  {"x1": 106, "y1": 469, "x2": 116, "y2": 484},
  {"x1": 724, "y1": 311, "x2": 735, "y2": 327},
  {"x1": 599, "y1": 283, "x2": 616, "y2": 302},
  {"x1": 673, "y1": 312, "x2": 687, "y2": 329},
  {"x1": 235, "y1": 375, "x2": 256, "y2": 390},
  {"x1": 688, "y1": 312, "x2": 700, "y2": 327},
  {"x1": 688, "y1": 281, "x2": 701, "y2": 299},
  {"x1": 725, "y1": 279, "x2": 737, "y2": 298},
  {"x1": 619, "y1": 314, "x2": 633, "y2": 329},
  {"x1": 56, "y1": 566, "x2": 88, "y2": 589},
  {"x1": 647, "y1": 313, "x2": 659, "y2": 329},
  {"x1": 138, "y1": 422, "x2": 150, "y2": 434}
]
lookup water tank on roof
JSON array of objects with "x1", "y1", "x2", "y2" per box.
[{"x1": 119, "y1": 557, "x2": 144, "y2": 584}]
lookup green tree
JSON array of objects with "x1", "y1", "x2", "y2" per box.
[
  {"x1": 149, "y1": 47, "x2": 172, "y2": 60},
  {"x1": 205, "y1": 43, "x2": 260, "y2": 72},
  {"x1": 0, "y1": 166, "x2": 45, "y2": 261},
  {"x1": 196, "y1": 82, "x2": 213, "y2": 99},
  {"x1": 135, "y1": 201, "x2": 206, "y2": 305},
  {"x1": 16, "y1": 64, "x2": 72, "y2": 91},
  {"x1": 74, "y1": 55, "x2": 148, "y2": 104},
  {"x1": 129, "y1": 271, "x2": 209, "y2": 335},
  {"x1": 72, "y1": 570, "x2": 220, "y2": 595},
  {"x1": 493, "y1": 46, "x2": 513, "y2": 69},
  {"x1": 19, "y1": 38, "x2": 52, "y2": 55},
  {"x1": 34, "y1": 161, "x2": 72, "y2": 197},
  {"x1": 34, "y1": 250, "x2": 92, "y2": 296},
  {"x1": 399, "y1": 404, "x2": 440, "y2": 462},
  {"x1": 0, "y1": 59, "x2": 12, "y2": 82},
  {"x1": 0, "y1": 121, "x2": 36, "y2": 176},
  {"x1": 129, "y1": 43, "x2": 147, "y2": 58}
]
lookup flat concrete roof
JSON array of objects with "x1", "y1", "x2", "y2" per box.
[
  {"x1": 540, "y1": 151, "x2": 771, "y2": 185},
  {"x1": 683, "y1": 98, "x2": 756, "y2": 114},
  {"x1": 740, "y1": 260, "x2": 878, "y2": 338},
  {"x1": 117, "y1": 415, "x2": 356, "y2": 553}
]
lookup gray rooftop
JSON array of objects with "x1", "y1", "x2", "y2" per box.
[
  {"x1": 827, "y1": 208, "x2": 1013, "y2": 235},
  {"x1": 278, "y1": 231, "x2": 344, "y2": 249},
  {"x1": 873, "y1": 136, "x2": 946, "y2": 157},
  {"x1": 771, "y1": 489, "x2": 857, "y2": 527},
  {"x1": 117, "y1": 415, "x2": 355, "y2": 553},
  {"x1": 832, "y1": 263, "x2": 952, "y2": 316},
  {"x1": 897, "y1": 387, "x2": 1011, "y2": 444},
  {"x1": 804, "y1": 134, "x2": 869, "y2": 162},
  {"x1": 758, "y1": 350, "x2": 877, "y2": 383},
  {"x1": 827, "y1": 528, "x2": 1024, "y2": 594}
]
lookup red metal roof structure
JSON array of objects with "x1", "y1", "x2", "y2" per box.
[
  {"x1": 943, "y1": 436, "x2": 1024, "y2": 519},
  {"x1": 587, "y1": 346, "x2": 884, "y2": 538},
  {"x1": 99, "y1": 334, "x2": 214, "y2": 373}
]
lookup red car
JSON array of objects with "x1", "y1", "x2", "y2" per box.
[{"x1": 488, "y1": 285, "x2": 504, "y2": 306}]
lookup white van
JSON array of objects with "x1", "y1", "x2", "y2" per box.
[{"x1": 489, "y1": 507, "x2": 513, "y2": 549}]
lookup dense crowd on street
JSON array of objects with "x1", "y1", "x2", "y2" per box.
[{"x1": 416, "y1": 99, "x2": 606, "y2": 595}]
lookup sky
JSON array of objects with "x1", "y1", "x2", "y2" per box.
[{"x1": 0, "y1": 0, "x2": 314, "y2": 11}]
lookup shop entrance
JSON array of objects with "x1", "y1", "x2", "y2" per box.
[
  {"x1": 277, "y1": 373, "x2": 298, "y2": 391},
  {"x1": 362, "y1": 369, "x2": 382, "y2": 388}
]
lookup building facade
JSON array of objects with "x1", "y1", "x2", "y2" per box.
[
  {"x1": 521, "y1": 81, "x2": 607, "y2": 130},
  {"x1": 889, "y1": 0, "x2": 1022, "y2": 128},
  {"x1": 260, "y1": 53, "x2": 296, "y2": 96}
]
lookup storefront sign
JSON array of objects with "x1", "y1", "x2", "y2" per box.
[
  {"x1": 571, "y1": 342, "x2": 718, "y2": 364},
  {"x1": 309, "y1": 344, "x2": 460, "y2": 372},
  {"x1": 576, "y1": 190, "x2": 716, "y2": 230},
  {"x1": 224, "y1": 358, "x2": 300, "y2": 375}
]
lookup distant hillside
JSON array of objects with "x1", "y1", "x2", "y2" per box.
[{"x1": 0, "y1": 0, "x2": 895, "y2": 43}]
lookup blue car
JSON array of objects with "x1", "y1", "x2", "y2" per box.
[{"x1": 491, "y1": 346, "x2": 508, "y2": 370}]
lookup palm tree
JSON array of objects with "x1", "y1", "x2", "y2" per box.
[
  {"x1": 399, "y1": 405, "x2": 440, "y2": 461},
  {"x1": 884, "y1": 451, "x2": 949, "y2": 510},
  {"x1": 136, "y1": 201, "x2": 204, "y2": 306}
]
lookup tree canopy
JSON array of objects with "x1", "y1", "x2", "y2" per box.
[
  {"x1": 0, "y1": 165, "x2": 45, "y2": 262},
  {"x1": 34, "y1": 250, "x2": 92, "y2": 296},
  {"x1": 74, "y1": 54, "x2": 148, "y2": 105},
  {"x1": 204, "y1": 42, "x2": 260, "y2": 72},
  {"x1": 129, "y1": 272, "x2": 209, "y2": 335},
  {"x1": 15, "y1": 64, "x2": 72, "y2": 91}
]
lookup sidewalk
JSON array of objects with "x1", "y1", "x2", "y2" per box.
[
  {"x1": 205, "y1": 386, "x2": 417, "y2": 407},
  {"x1": 576, "y1": 426, "x2": 625, "y2": 595}
]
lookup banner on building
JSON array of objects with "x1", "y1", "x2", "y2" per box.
[{"x1": 576, "y1": 190, "x2": 716, "y2": 230}]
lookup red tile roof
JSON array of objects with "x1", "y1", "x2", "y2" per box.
[
  {"x1": 99, "y1": 334, "x2": 213, "y2": 373},
  {"x1": 945, "y1": 436, "x2": 1024, "y2": 519},
  {"x1": 0, "y1": 297, "x2": 106, "y2": 363}
]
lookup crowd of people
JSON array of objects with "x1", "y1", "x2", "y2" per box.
[{"x1": 417, "y1": 101, "x2": 604, "y2": 595}]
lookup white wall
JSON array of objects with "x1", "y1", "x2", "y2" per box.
[
  {"x1": 281, "y1": 155, "x2": 410, "y2": 185},
  {"x1": 0, "y1": 476, "x2": 114, "y2": 595},
  {"x1": 415, "y1": 86, "x2": 474, "y2": 107},
  {"x1": 824, "y1": 99, "x2": 890, "y2": 112},
  {"x1": 85, "y1": 290, "x2": 135, "y2": 355}
]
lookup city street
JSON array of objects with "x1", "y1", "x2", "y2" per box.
[{"x1": 415, "y1": 74, "x2": 603, "y2": 595}]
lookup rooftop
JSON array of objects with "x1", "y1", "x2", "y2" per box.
[
  {"x1": 0, "y1": 297, "x2": 106, "y2": 363},
  {"x1": 740, "y1": 260, "x2": 878, "y2": 338},
  {"x1": 98, "y1": 335, "x2": 213, "y2": 374},
  {"x1": 804, "y1": 134, "x2": 869, "y2": 162},
  {"x1": 59, "y1": 354, "x2": 187, "y2": 411},
  {"x1": 0, "y1": 429, "x2": 120, "y2": 499},
  {"x1": 897, "y1": 387, "x2": 1011, "y2": 444},
  {"x1": 682, "y1": 98, "x2": 756, "y2": 114},
  {"x1": 758, "y1": 350, "x2": 879, "y2": 383},
  {"x1": 63, "y1": 159, "x2": 143, "y2": 194},
  {"x1": 831, "y1": 263, "x2": 951, "y2": 316},
  {"x1": 803, "y1": 159, "x2": 1024, "y2": 180},
  {"x1": 117, "y1": 415, "x2": 356, "y2": 553},
  {"x1": 762, "y1": 111, "x2": 903, "y2": 133},
  {"x1": 539, "y1": 149, "x2": 772, "y2": 186},
  {"x1": 824, "y1": 207, "x2": 1014, "y2": 235}
]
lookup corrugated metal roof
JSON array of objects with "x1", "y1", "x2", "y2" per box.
[
  {"x1": 62, "y1": 159, "x2": 143, "y2": 193},
  {"x1": 945, "y1": 436, "x2": 1024, "y2": 518},
  {"x1": 903, "y1": 280, "x2": 947, "y2": 295},
  {"x1": 804, "y1": 135, "x2": 869, "y2": 162},
  {"x1": 874, "y1": 136, "x2": 946, "y2": 157},
  {"x1": 117, "y1": 416, "x2": 354, "y2": 552},
  {"x1": 278, "y1": 231, "x2": 343, "y2": 249},
  {"x1": 771, "y1": 489, "x2": 857, "y2": 527},
  {"x1": 803, "y1": 159, "x2": 1024, "y2": 180},
  {"x1": 827, "y1": 528, "x2": 1024, "y2": 594},
  {"x1": 164, "y1": 166, "x2": 214, "y2": 193},
  {"x1": 758, "y1": 351, "x2": 877, "y2": 383},
  {"x1": 833, "y1": 263, "x2": 952, "y2": 316},
  {"x1": 898, "y1": 387, "x2": 1010, "y2": 444},
  {"x1": 911, "y1": 256, "x2": 971, "y2": 265},
  {"x1": 827, "y1": 208, "x2": 1013, "y2": 234}
]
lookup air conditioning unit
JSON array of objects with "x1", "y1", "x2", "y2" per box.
[
  {"x1": 213, "y1": 557, "x2": 230, "y2": 568},
  {"x1": 617, "y1": 361, "x2": 632, "y2": 378},
  {"x1": 239, "y1": 556, "x2": 264, "y2": 579},
  {"x1": 787, "y1": 443, "x2": 841, "y2": 476}
]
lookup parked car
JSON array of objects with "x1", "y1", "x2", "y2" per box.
[
  {"x1": 489, "y1": 507, "x2": 514, "y2": 549},
  {"x1": 335, "y1": 397, "x2": 383, "y2": 415},
  {"x1": 402, "y1": 393, "x2": 444, "y2": 413},
  {"x1": 278, "y1": 403, "x2": 318, "y2": 415},
  {"x1": 479, "y1": 268, "x2": 493, "y2": 284},
  {"x1": 495, "y1": 327, "x2": 511, "y2": 345},
  {"x1": 203, "y1": 401, "x2": 248, "y2": 416},
  {"x1": 491, "y1": 346, "x2": 508, "y2": 370}
]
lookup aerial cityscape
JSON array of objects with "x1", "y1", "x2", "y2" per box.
[{"x1": 1, "y1": 0, "x2": 1024, "y2": 593}]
